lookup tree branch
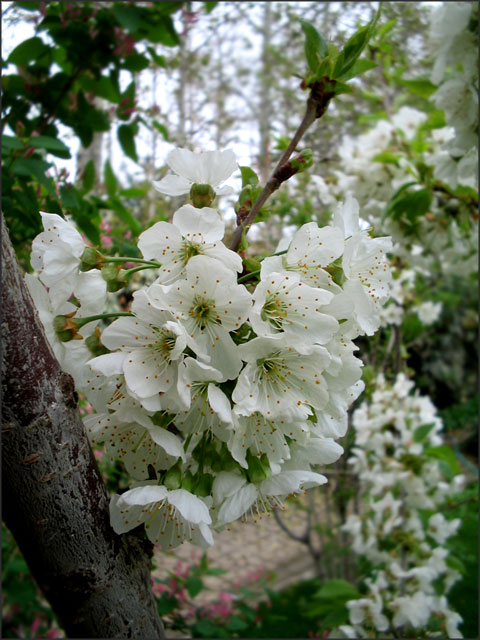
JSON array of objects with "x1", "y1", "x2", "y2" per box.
[
  {"x1": 1, "y1": 215, "x2": 165, "y2": 639},
  {"x1": 229, "y1": 80, "x2": 336, "y2": 252}
]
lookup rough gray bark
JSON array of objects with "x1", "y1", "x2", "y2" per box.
[{"x1": 1, "y1": 215, "x2": 165, "y2": 639}]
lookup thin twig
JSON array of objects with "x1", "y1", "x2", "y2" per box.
[{"x1": 229, "y1": 81, "x2": 335, "y2": 252}]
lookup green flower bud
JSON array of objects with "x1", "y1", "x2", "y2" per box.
[
  {"x1": 79, "y1": 246, "x2": 102, "y2": 272},
  {"x1": 85, "y1": 333, "x2": 109, "y2": 357},
  {"x1": 101, "y1": 265, "x2": 119, "y2": 282},
  {"x1": 290, "y1": 148, "x2": 313, "y2": 173},
  {"x1": 53, "y1": 314, "x2": 79, "y2": 341},
  {"x1": 163, "y1": 462, "x2": 182, "y2": 490},
  {"x1": 190, "y1": 183, "x2": 216, "y2": 208},
  {"x1": 246, "y1": 450, "x2": 271, "y2": 484},
  {"x1": 107, "y1": 279, "x2": 126, "y2": 292},
  {"x1": 56, "y1": 329, "x2": 74, "y2": 342},
  {"x1": 53, "y1": 315, "x2": 68, "y2": 333},
  {"x1": 181, "y1": 469, "x2": 194, "y2": 492},
  {"x1": 194, "y1": 472, "x2": 214, "y2": 497}
]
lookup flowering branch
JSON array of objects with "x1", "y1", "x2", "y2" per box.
[{"x1": 229, "y1": 80, "x2": 336, "y2": 252}]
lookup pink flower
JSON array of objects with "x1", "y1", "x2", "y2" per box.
[{"x1": 100, "y1": 234, "x2": 113, "y2": 249}]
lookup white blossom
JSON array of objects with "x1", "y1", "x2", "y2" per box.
[{"x1": 153, "y1": 148, "x2": 237, "y2": 196}]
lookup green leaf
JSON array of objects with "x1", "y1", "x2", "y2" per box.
[
  {"x1": 120, "y1": 187, "x2": 147, "y2": 198},
  {"x1": 301, "y1": 20, "x2": 328, "y2": 74},
  {"x1": 147, "y1": 47, "x2": 167, "y2": 67},
  {"x1": 81, "y1": 160, "x2": 96, "y2": 193},
  {"x1": 109, "y1": 197, "x2": 142, "y2": 235},
  {"x1": 333, "y1": 6, "x2": 382, "y2": 79},
  {"x1": 424, "y1": 445, "x2": 462, "y2": 475},
  {"x1": 117, "y1": 125, "x2": 138, "y2": 162},
  {"x1": 123, "y1": 53, "x2": 150, "y2": 73},
  {"x1": 398, "y1": 77, "x2": 437, "y2": 98},
  {"x1": 60, "y1": 185, "x2": 80, "y2": 210},
  {"x1": 446, "y1": 555, "x2": 466, "y2": 574},
  {"x1": 337, "y1": 58, "x2": 377, "y2": 82},
  {"x1": 373, "y1": 151, "x2": 400, "y2": 165},
  {"x1": 378, "y1": 18, "x2": 397, "y2": 39},
  {"x1": 8, "y1": 37, "x2": 50, "y2": 66},
  {"x1": 388, "y1": 188, "x2": 432, "y2": 224},
  {"x1": 79, "y1": 74, "x2": 122, "y2": 103},
  {"x1": 205, "y1": 1, "x2": 218, "y2": 13},
  {"x1": 146, "y1": 16, "x2": 180, "y2": 46},
  {"x1": 240, "y1": 166, "x2": 259, "y2": 188},
  {"x1": 332, "y1": 80, "x2": 354, "y2": 96},
  {"x1": 205, "y1": 567, "x2": 228, "y2": 576},
  {"x1": 113, "y1": 4, "x2": 143, "y2": 32},
  {"x1": 186, "y1": 576, "x2": 203, "y2": 598},
  {"x1": 11, "y1": 157, "x2": 55, "y2": 194},
  {"x1": 152, "y1": 121, "x2": 169, "y2": 140},
  {"x1": 313, "y1": 579, "x2": 360, "y2": 602},
  {"x1": 421, "y1": 109, "x2": 446, "y2": 131},
  {"x1": 413, "y1": 423, "x2": 435, "y2": 443},
  {"x1": 29, "y1": 135, "x2": 71, "y2": 158},
  {"x1": 227, "y1": 616, "x2": 248, "y2": 631},
  {"x1": 104, "y1": 160, "x2": 118, "y2": 198},
  {"x1": 1, "y1": 135, "x2": 24, "y2": 150},
  {"x1": 156, "y1": 593, "x2": 178, "y2": 615}
]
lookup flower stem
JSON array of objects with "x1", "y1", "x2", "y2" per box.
[
  {"x1": 237, "y1": 270, "x2": 260, "y2": 284},
  {"x1": 123, "y1": 264, "x2": 160, "y2": 278},
  {"x1": 75, "y1": 312, "x2": 133, "y2": 328},
  {"x1": 104, "y1": 257, "x2": 161, "y2": 267}
]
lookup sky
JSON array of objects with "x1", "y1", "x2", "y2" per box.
[{"x1": 2, "y1": 1, "x2": 437, "y2": 195}]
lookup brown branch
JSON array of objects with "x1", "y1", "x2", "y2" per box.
[
  {"x1": 229, "y1": 80, "x2": 336, "y2": 252},
  {"x1": 1, "y1": 215, "x2": 165, "y2": 639}
]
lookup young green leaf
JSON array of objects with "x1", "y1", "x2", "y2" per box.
[
  {"x1": 7, "y1": 37, "x2": 50, "y2": 66},
  {"x1": 301, "y1": 20, "x2": 328, "y2": 74},
  {"x1": 337, "y1": 58, "x2": 377, "y2": 82},
  {"x1": 104, "y1": 160, "x2": 118, "y2": 198},
  {"x1": 117, "y1": 124, "x2": 138, "y2": 162},
  {"x1": 333, "y1": 5, "x2": 382, "y2": 79},
  {"x1": 240, "y1": 166, "x2": 259, "y2": 188}
]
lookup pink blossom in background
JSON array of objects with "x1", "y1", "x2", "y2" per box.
[{"x1": 100, "y1": 234, "x2": 113, "y2": 249}]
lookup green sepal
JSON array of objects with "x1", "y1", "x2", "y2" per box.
[
  {"x1": 246, "y1": 450, "x2": 271, "y2": 483},
  {"x1": 190, "y1": 183, "x2": 216, "y2": 208},
  {"x1": 193, "y1": 472, "x2": 214, "y2": 497},
  {"x1": 163, "y1": 461, "x2": 182, "y2": 490}
]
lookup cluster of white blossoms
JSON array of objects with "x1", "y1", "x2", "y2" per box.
[
  {"x1": 27, "y1": 147, "x2": 392, "y2": 550},
  {"x1": 337, "y1": 374, "x2": 465, "y2": 639},
  {"x1": 428, "y1": 2, "x2": 478, "y2": 190}
]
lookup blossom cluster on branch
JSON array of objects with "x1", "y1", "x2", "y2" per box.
[
  {"x1": 27, "y1": 147, "x2": 392, "y2": 550},
  {"x1": 337, "y1": 374, "x2": 465, "y2": 639}
]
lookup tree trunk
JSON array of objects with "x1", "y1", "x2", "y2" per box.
[{"x1": 1, "y1": 215, "x2": 165, "y2": 639}]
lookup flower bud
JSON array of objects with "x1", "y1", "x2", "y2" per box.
[
  {"x1": 102, "y1": 265, "x2": 126, "y2": 292},
  {"x1": 246, "y1": 450, "x2": 272, "y2": 483},
  {"x1": 180, "y1": 469, "x2": 194, "y2": 492},
  {"x1": 290, "y1": 148, "x2": 313, "y2": 173},
  {"x1": 163, "y1": 461, "x2": 182, "y2": 490},
  {"x1": 101, "y1": 264, "x2": 119, "y2": 282},
  {"x1": 79, "y1": 246, "x2": 102, "y2": 272},
  {"x1": 107, "y1": 279, "x2": 126, "y2": 292},
  {"x1": 53, "y1": 314, "x2": 79, "y2": 341},
  {"x1": 193, "y1": 472, "x2": 214, "y2": 497},
  {"x1": 189, "y1": 183, "x2": 216, "y2": 208},
  {"x1": 85, "y1": 330, "x2": 109, "y2": 356}
]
